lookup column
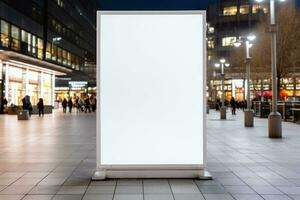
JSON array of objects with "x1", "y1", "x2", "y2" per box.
[
  {"x1": 39, "y1": 72, "x2": 43, "y2": 99},
  {"x1": 23, "y1": 68, "x2": 29, "y2": 96},
  {"x1": 51, "y1": 74, "x2": 55, "y2": 106},
  {"x1": 5, "y1": 62, "x2": 9, "y2": 100}
]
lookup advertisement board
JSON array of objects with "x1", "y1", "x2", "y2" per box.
[{"x1": 95, "y1": 11, "x2": 209, "y2": 179}]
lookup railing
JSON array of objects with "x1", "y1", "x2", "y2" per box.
[{"x1": 253, "y1": 101, "x2": 300, "y2": 123}]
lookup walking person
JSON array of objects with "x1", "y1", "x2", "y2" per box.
[
  {"x1": 22, "y1": 95, "x2": 33, "y2": 117},
  {"x1": 37, "y1": 98, "x2": 44, "y2": 117},
  {"x1": 230, "y1": 97, "x2": 237, "y2": 115},
  {"x1": 84, "y1": 97, "x2": 91, "y2": 113},
  {"x1": 2, "y1": 97, "x2": 8, "y2": 113},
  {"x1": 68, "y1": 98, "x2": 73, "y2": 113},
  {"x1": 62, "y1": 98, "x2": 67, "y2": 113}
]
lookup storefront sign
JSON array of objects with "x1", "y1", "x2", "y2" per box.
[
  {"x1": 95, "y1": 11, "x2": 207, "y2": 179},
  {"x1": 69, "y1": 81, "x2": 87, "y2": 88}
]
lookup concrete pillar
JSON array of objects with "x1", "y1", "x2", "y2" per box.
[
  {"x1": 5, "y1": 62, "x2": 9, "y2": 100},
  {"x1": 244, "y1": 110, "x2": 254, "y2": 127},
  {"x1": 51, "y1": 74, "x2": 55, "y2": 106},
  {"x1": 220, "y1": 106, "x2": 226, "y2": 119}
]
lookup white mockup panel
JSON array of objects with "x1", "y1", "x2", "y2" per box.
[{"x1": 96, "y1": 11, "x2": 207, "y2": 178}]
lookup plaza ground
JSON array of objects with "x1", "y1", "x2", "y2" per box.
[{"x1": 0, "y1": 110, "x2": 300, "y2": 200}]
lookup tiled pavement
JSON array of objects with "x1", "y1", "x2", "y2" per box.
[{"x1": 0, "y1": 109, "x2": 300, "y2": 199}]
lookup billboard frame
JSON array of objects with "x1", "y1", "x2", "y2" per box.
[{"x1": 94, "y1": 10, "x2": 211, "y2": 180}]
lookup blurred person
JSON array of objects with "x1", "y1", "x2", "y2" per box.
[
  {"x1": 85, "y1": 97, "x2": 91, "y2": 113},
  {"x1": 37, "y1": 98, "x2": 44, "y2": 117},
  {"x1": 230, "y1": 97, "x2": 237, "y2": 115},
  {"x1": 68, "y1": 98, "x2": 73, "y2": 113},
  {"x1": 22, "y1": 95, "x2": 33, "y2": 116},
  {"x1": 62, "y1": 98, "x2": 67, "y2": 113}
]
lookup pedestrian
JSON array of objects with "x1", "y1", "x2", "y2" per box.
[
  {"x1": 2, "y1": 97, "x2": 8, "y2": 113},
  {"x1": 68, "y1": 98, "x2": 73, "y2": 113},
  {"x1": 90, "y1": 96, "x2": 96, "y2": 112},
  {"x1": 37, "y1": 98, "x2": 44, "y2": 117},
  {"x1": 22, "y1": 95, "x2": 33, "y2": 116},
  {"x1": 230, "y1": 97, "x2": 237, "y2": 115},
  {"x1": 62, "y1": 98, "x2": 67, "y2": 113},
  {"x1": 85, "y1": 97, "x2": 91, "y2": 113}
]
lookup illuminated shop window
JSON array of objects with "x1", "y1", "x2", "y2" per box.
[
  {"x1": 46, "y1": 42, "x2": 52, "y2": 60},
  {"x1": 240, "y1": 5, "x2": 250, "y2": 14},
  {"x1": 222, "y1": 36, "x2": 237, "y2": 47},
  {"x1": 11, "y1": 25, "x2": 20, "y2": 50},
  {"x1": 0, "y1": 20, "x2": 10, "y2": 47},
  {"x1": 253, "y1": 4, "x2": 268, "y2": 13},
  {"x1": 223, "y1": 6, "x2": 237, "y2": 16},
  {"x1": 32, "y1": 35, "x2": 37, "y2": 56},
  {"x1": 208, "y1": 27, "x2": 214, "y2": 34},
  {"x1": 208, "y1": 40, "x2": 214, "y2": 49},
  {"x1": 57, "y1": 0, "x2": 64, "y2": 7},
  {"x1": 51, "y1": 44, "x2": 57, "y2": 61},
  {"x1": 37, "y1": 38, "x2": 43, "y2": 59}
]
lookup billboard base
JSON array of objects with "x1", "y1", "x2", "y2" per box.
[{"x1": 92, "y1": 169, "x2": 212, "y2": 180}]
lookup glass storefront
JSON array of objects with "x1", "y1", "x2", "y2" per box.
[{"x1": 1, "y1": 63, "x2": 55, "y2": 106}]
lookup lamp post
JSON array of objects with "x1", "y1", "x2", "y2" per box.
[
  {"x1": 215, "y1": 59, "x2": 230, "y2": 119},
  {"x1": 256, "y1": 0, "x2": 284, "y2": 138},
  {"x1": 234, "y1": 34, "x2": 256, "y2": 127}
]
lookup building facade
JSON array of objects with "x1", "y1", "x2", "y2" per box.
[
  {"x1": 0, "y1": 0, "x2": 96, "y2": 112},
  {"x1": 207, "y1": 0, "x2": 300, "y2": 102}
]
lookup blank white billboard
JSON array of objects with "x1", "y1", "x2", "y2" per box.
[{"x1": 97, "y1": 11, "x2": 206, "y2": 168}]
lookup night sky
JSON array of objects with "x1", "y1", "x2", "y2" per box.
[{"x1": 97, "y1": 0, "x2": 211, "y2": 10}]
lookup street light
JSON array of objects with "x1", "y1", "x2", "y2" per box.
[
  {"x1": 215, "y1": 59, "x2": 230, "y2": 120},
  {"x1": 234, "y1": 34, "x2": 256, "y2": 127},
  {"x1": 255, "y1": 0, "x2": 285, "y2": 138}
]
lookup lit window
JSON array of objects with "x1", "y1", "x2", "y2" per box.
[
  {"x1": 240, "y1": 5, "x2": 250, "y2": 14},
  {"x1": 46, "y1": 42, "x2": 51, "y2": 60},
  {"x1": 222, "y1": 36, "x2": 237, "y2": 47},
  {"x1": 223, "y1": 6, "x2": 237, "y2": 16},
  {"x1": 208, "y1": 27, "x2": 214, "y2": 34},
  {"x1": 208, "y1": 40, "x2": 214, "y2": 49},
  {"x1": 11, "y1": 25, "x2": 20, "y2": 50},
  {"x1": 253, "y1": 4, "x2": 268, "y2": 13},
  {"x1": 37, "y1": 38, "x2": 43, "y2": 59},
  {"x1": 32, "y1": 35, "x2": 37, "y2": 56},
  {"x1": 0, "y1": 20, "x2": 10, "y2": 47}
]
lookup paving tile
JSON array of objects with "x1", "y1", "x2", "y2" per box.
[
  {"x1": 198, "y1": 185, "x2": 227, "y2": 194},
  {"x1": 262, "y1": 194, "x2": 293, "y2": 200},
  {"x1": 90, "y1": 180, "x2": 117, "y2": 186},
  {"x1": 169, "y1": 180, "x2": 200, "y2": 194},
  {"x1": 83, "y1": 194, "x2": 114, "y2": 200},
  {"x1": 115, "y1": 186, "x2": 143, "y2": 194},
  {"x1": 86, "y1": 185, "x2": 115, "y2": 194},
  {"x1": 28, "y1": 185, "x2": 60, "y2": 194},
  {"x1": 224, "y1": 186, "x2": 256, "y2": 194},
  {"x1": 0, "y1": 195, "x2": 24, "y2": 200},
  {"x1": 174, "y1": 194, "x2": 205, "y2": 200},
  {"x1": 22, "y1": 195, "x2": 53, "y2": 200},
  {"x1": 144, "y1": 184, "x2": 172, "y2": 194},
  {"x1": 276, "y1": 187, "x2": 300, "y2": 195},
  {"x1": 232, "y1": 194, "x2": 264, "y2": 200},
  {"x1": 203, "y1": 194, "x2": 235, "y2": 200},
  {"x1": 56, "y1": 185, "x2": 87, "y2": 195},
  {"x1": 52, "y1": 194, "x2": 83, "y2": 200},
  {"x1": 144, "y1": 194, "x2": 174, "y2": 200},
  {"x1": 113, "y1": 194, "x2": 143, "y2": 200},
  {"x1": 251, "y1": 185, "x2": 283, "y2": 195},
  {"x1": 0, "y1": 185, "x2": 34, "y2": 194}
]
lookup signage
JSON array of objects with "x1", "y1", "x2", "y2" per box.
[
  {"x1": 69, "y1": 81, "x2": 88, "y2": 88},
  {"x1": 95, "y1": 11, "x2": 208, "y2": 179}
]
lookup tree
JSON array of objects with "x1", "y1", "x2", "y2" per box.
[{"x1": 231, "y1": 3, "x2": 300, "y2": 99}]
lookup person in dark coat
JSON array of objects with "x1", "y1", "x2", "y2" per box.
[
  {"x1": 230, "y1": 97, "x2": 237, "y2": 115},
  {"x1": 62, "y1": 98, "x2": 67, "y2": 113},
  {"x1": 37, "y1": 98, "x2": 44, "y2": 117},
  {"x1": 67, "y1": 98, "x2": 73, "y2": 113},
  {"x1": 85, "y1": 97, "x2": 91, "y2": 113},
  {"x1": 22, "y1": 95, "x2": 33, "y2": 116}
]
